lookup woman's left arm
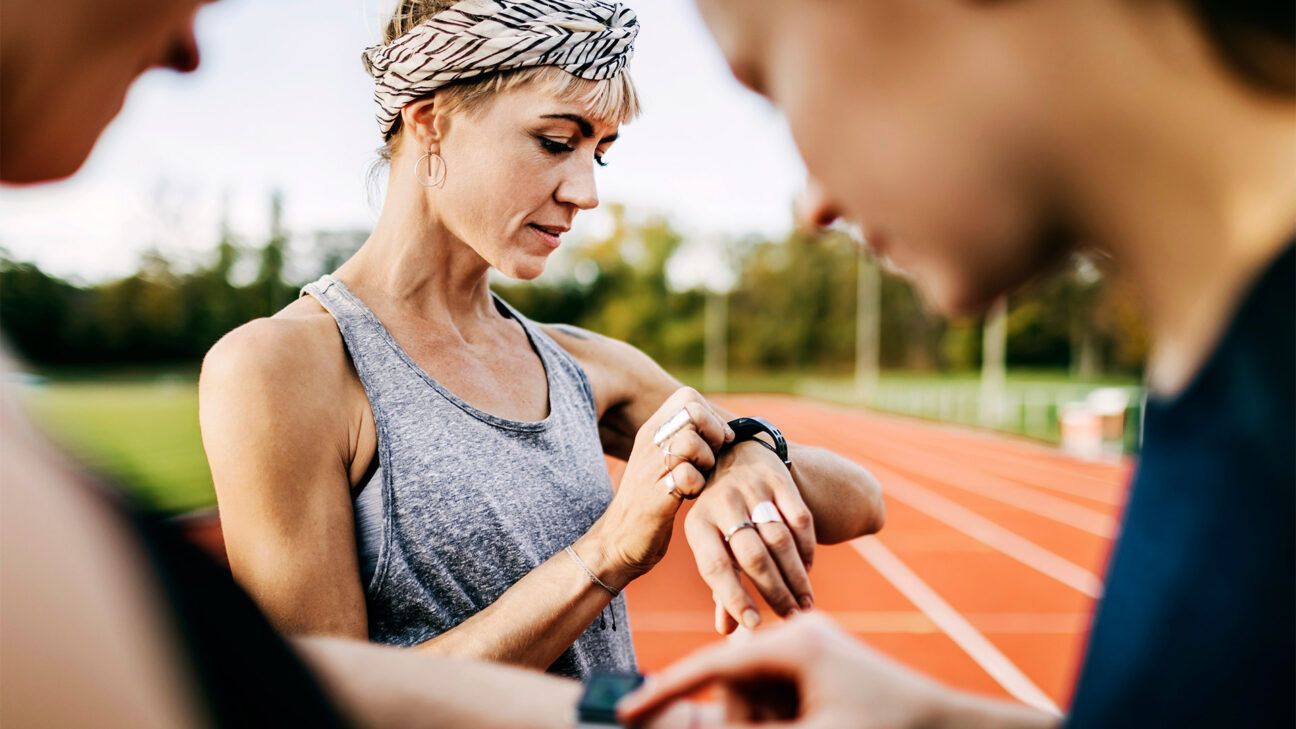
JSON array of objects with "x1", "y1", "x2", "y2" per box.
[{"x1": 546, "y1": 326, "x2": 885, "y2": 626}]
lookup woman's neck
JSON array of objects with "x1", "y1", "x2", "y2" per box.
[
  {"x1": 1055, "y1": 2, "x2": 1296, "y2": 396},
  {"x1": 335, "y1": 178, "x2": 498, "y2": 332}
]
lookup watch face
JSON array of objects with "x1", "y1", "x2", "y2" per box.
[{"x1": 578, "y1": 671, "x2": 644, "y2": 724}]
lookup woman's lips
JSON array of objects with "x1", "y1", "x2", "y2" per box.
[{"x1": 527, "y1": 224, "x2": 563, "y2": 249}]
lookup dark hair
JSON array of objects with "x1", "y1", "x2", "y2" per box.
[{"x1": 1191, "y1": 0, "x2": 1295, "y2": 93}]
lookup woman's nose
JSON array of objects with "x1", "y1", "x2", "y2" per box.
[{"x1": 556, "y1": 161, "x2": 600, "y2": 210}]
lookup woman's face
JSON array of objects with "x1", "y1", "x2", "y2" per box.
[
  {"x1": 424, "y1": 84, "x2": 619, "y2": 280},
  {"x1": 697, "y1": 0, "x2": 1070, "y2": 315}
]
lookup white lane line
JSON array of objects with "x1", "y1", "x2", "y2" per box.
[
  {"x1": 856, "y1": 442, "x2": 1117, "y2": 536},
  {"x1": 867, "y1": 463, "x2": 1104, "y2": 598},
  {"x1": 628, "y1": 611, "x2": 1090, "y2": 635},
  {"x1": 852, "y1": 536, "x2": 1062, "y2": 715}
]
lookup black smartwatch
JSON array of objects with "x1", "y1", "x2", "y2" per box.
[
  {"x1": 576, "y1": 671, "x2": 644, "y2": 727},
  {"x1": 727, "y1": 416, "x2": 792, "y2": 468}
]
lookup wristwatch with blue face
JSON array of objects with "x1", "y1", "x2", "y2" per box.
[
  {"x1": 727, "y1": 416, "x2": 792, "y2": 468},
  {"x1": 576, "y1": 671, "x2": 643, "y2": 728}
]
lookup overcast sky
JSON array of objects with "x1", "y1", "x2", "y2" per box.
[{"x1": 0, "y1": 0, "x2": 808, "y2": 284}]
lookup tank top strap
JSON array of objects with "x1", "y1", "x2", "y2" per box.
[{"x1": 299, "y1": 274, "x2": 421, "y2": 416}]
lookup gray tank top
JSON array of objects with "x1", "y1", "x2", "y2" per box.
[{"x1": 301, "y1": 275, "x2": 636, "y2": 678}]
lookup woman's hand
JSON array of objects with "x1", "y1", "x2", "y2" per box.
[
  {"x1": 686, "y1": 440, "x2": 817, "y2": 632},
  {"x1": 584, "y1": 387, "x2": 734, "y2": 588}
]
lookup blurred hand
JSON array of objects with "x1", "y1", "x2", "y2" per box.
[
  {"x1": 618, "y1": 612, "x2": 949, "y2": 729},
  {"x1": 585, "y1": 387, "x2": 733, "y2": 585},
  {"x1": 686, "y1": 441, "x2": 816, "y2": 632}
]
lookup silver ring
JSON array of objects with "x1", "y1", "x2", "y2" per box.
[
  {"x1": 750, "y1": 501, "x2": 783, "y2": 524},
  {"x1": 723, "y1": 520, "x2": 757, "y2": 544},
  {"x1": 653, "y1": 409, "x2": 694, "y2": 446},
  {"x1": 663, "y1": 471, "x2": 681, "y2": 499}
]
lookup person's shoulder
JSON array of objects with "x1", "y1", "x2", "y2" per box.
[
  {"x1": 541, "y1": 323, "x2": 653, "y2": 371},
  {"x1": 541, "y1": 323, "x2": 670, "y2": 403},
  {"x1": 199, "y1": 297, "x2": 352, "y2": 414}
]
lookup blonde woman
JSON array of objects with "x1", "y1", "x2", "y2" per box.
[{"x1": 199, "y1": 0, "x2": 883, "y2": 678}]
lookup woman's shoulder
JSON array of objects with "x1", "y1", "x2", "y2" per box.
[{"x1": 199, "y1": 297, "x2": 358, "y2": 420}]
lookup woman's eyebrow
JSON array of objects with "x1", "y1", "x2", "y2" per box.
[{"x1": 540, "y1": 113, "x2": 618, "y2": 143}]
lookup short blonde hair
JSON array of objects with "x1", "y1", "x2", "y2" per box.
[{"x1": 378, "y1": 0, "x2": 641, "y2": 162}]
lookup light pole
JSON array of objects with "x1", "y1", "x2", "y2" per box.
[
  {"x1": 855, "y1": 242, "x2": 881, "y2": 402},
  {"x1": 980, "y1": 296, "x2": 1008, "y2": 427}
]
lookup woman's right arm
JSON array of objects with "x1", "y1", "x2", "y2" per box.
[{"x1": 199, "y1": 316, "x2": 372, "y2": 639}]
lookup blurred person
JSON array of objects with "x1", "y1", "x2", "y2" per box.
[
  {"x1": 0, "y1": 0, "x2": 786, "y2": 726},
  {"x1": 197, "y1": 0, "x2": 884, "y2": 677},
  {"x1": 620, "y1": 0, "x2": 1295, "y2": 727}
]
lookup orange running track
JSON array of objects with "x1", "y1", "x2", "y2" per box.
[{"x1": 618, "y1": 395, "x2": 1131, "y2": 714}]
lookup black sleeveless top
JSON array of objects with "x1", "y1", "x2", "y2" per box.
[{"x1": 1068, "y1": 244, "x2": 1295, "y2": 726}]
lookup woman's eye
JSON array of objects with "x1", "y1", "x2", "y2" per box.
[{"x1": 539, "y1": 137, "x2": 573, "y2": 155}]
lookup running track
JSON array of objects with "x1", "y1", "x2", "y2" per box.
[
  {"x1": 620, "y1": 395, "x2": 1131, "y2": 713},
  {"x1": 179, "y1": 394, "x2": 1130, "y2": 711}
]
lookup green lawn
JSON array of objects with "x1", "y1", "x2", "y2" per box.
[
  {"x1": 19, "y1": 379, "x2": 216, "y2": 513},
  {"x1": 17, "y1": 367, "x2": 1141, "y2": 513}
]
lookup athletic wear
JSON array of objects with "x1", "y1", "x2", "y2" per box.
[
  {"x1": 302, "y1": 275, "x2": 636, "y2": 679},
  {"x1": 1068, "y1": 244, "x2": 1295, "y2": 726}
]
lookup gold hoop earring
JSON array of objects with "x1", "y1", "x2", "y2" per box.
[{"x1": 414, "y1": 150, "x2": 447, "y2": 188}]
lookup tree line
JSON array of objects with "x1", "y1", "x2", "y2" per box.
[{"x1": 0, "y1": 201, "x2": 1148, "y2": 375}]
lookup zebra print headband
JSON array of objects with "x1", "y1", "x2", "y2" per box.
[{"x1": 362, "y1": 0, "x2": 639, "y2": 137}]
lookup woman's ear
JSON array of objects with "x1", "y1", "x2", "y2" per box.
[{"x1": 400, "y1": 96, "x2": 446, "y2": 152}]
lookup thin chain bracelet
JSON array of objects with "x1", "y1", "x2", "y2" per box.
[{"x1": 564, "y1": 545, "x2": 620, "y2": 597}]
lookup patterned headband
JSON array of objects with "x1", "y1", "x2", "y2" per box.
[{"x1": 362, "y1": 0, "x2": 639, "y2": 137}]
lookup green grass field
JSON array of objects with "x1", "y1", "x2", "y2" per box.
[
  {"x1": 17, "y1": 367, "x2": 1141, "y2": 514},
  {"x1": 20, "y1": 379, "x2": 216, "y2": 513}
]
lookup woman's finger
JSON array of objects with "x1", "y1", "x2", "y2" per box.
[
  {"x1": 687, "y1": 517, "x2": 761, "y2": 630},
  {"x1": 727, "y1": 527, "x2": 799, "y2": 617},
  {"x1": 752, "y1": 516, "x2": 814, "y2": 611},
  {"x1": 680, "y1": 400, "x2": 729, "y2": 451},
  {"x1": 768, "y1": 474, "x2": 816, "y2": 570},
  {"x1": 663, "y1": 462, "x2": 707, "y2": 500},
  {"x1": 714, "y1": 598, "x2": 738, "y2": 635},
  {"x1": 662, "y1": 430, "x2": 717, "y2": 473}
]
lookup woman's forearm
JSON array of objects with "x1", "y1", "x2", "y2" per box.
[
  {"x1": 413, "y1": 531, "x2": 629, "y2": 669},
  {"x1": 787, "y1": 443, "x2": 885, "y2": 543}
]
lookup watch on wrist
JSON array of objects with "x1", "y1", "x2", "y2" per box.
[
  {"x1": 727, "y1": 416, "x2": 792, "y2": 468},
  {"x1": 576, "y1": 671, "x2": 644, "y2": 727}
]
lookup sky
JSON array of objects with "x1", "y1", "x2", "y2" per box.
[{"x1": 0, "y1": 0, "x2": 808, "y2": 285}]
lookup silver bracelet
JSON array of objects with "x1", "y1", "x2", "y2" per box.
[{"x1": 564, "y1": 545, "x2": 620, "y2": 597}]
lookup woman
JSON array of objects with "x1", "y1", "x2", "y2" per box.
[
  {"x1": 624, "y1": 0, "x2": 1294, "y2": 727},
  {"x1": 198, "y1": 0, "x2": 884, "y2": 679},
  {"x1": 0, "y1": 0, "x2": 701, "y2": 726}
]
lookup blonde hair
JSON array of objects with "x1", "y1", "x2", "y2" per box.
[{"x1": 376, "y1": 0, "x2": 641, "y2": 163}]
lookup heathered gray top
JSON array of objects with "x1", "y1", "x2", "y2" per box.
[{"x1": 301, "y1": 275, "x2": 636, "y2": 678}]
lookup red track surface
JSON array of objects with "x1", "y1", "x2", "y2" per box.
[
  {"x1": 178, "y1": 394, "x2": 1129, "y2": 711},
  {"x1": 621, "y1": 395, "x2": 1131, "y2": 713}
]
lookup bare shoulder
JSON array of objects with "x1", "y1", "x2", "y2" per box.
[
  {"x1": 542, "y1": 323, "x2": 651, "y2": 369},
  {"x1": 199, "y1": 296, "x2": 358, "y2": 441}
]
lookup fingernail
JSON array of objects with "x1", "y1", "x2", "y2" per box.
[
  {"x1": 799, "y1": 595, "x2": 814, "y2": 611},
  {"x1": 742, "y1": 609, "x2": 761, "y2": 629}
]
